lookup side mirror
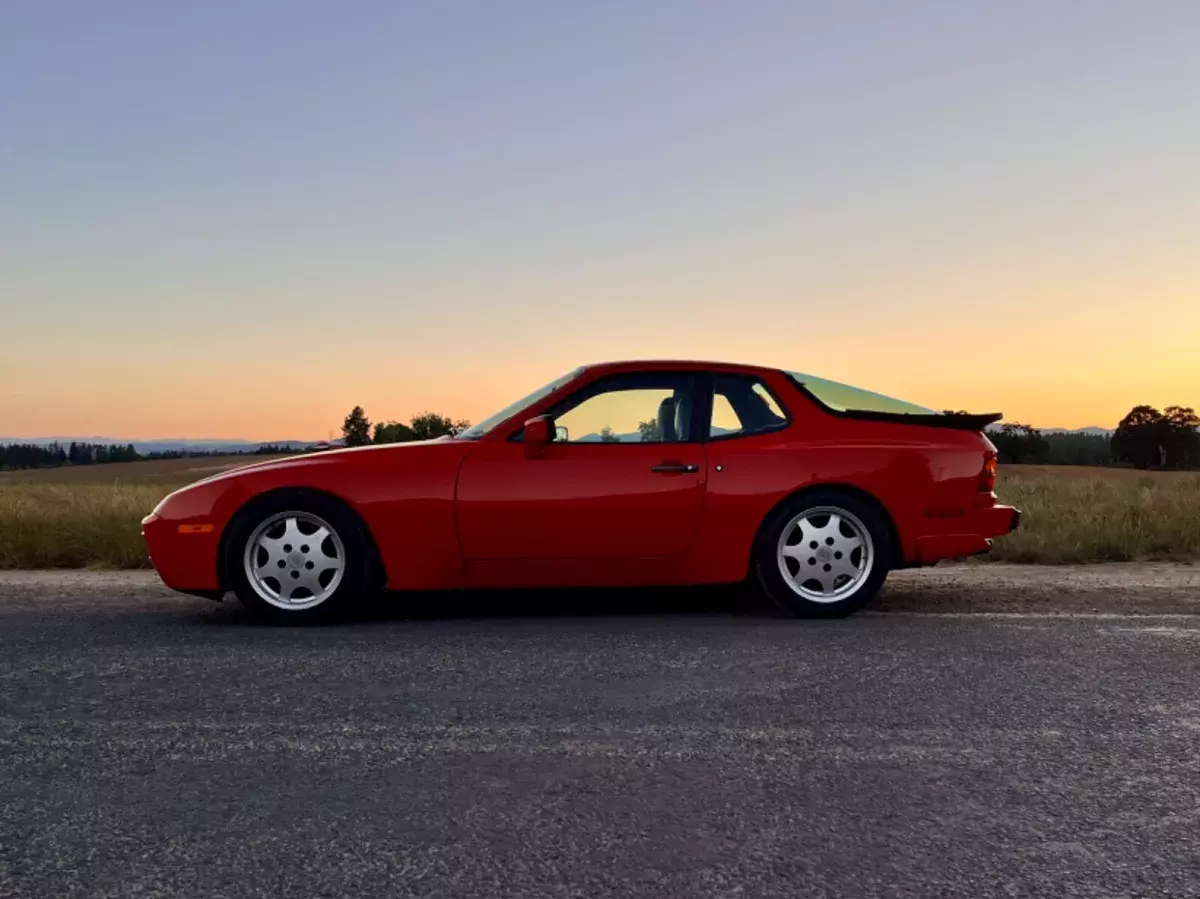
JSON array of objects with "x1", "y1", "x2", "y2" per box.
[{"x1": 522, "y1": 415, "x2": 554, "y2": 457}]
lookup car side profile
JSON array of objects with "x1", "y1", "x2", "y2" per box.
[{"x1": 142, "y1": 361, "x2": 1020, "y2": 622}]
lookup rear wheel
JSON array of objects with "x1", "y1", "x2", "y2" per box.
[
  {"x1": 224, "y1": 493, "x2": 372, "y2": 623},
  {"x1": 754, "y1": 490, "x2": 892, "y2": 618}
]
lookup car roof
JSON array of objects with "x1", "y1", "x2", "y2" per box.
[{"x1": 579, "y1": 359, "x2": 782, "y2": 377}]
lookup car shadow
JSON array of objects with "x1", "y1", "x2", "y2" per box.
[{"x1": 193, "y1": 583, "x2": 779, "y2": 627}]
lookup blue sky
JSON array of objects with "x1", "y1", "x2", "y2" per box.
[{"x1": 2, "y1": 1, "x2": 1198, "y2": 437}]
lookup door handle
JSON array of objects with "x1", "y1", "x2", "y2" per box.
[{"x1": 651, "y1": 463, "x2": 699, "y2": 474}]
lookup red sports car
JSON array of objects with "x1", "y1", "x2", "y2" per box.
[{"x1": 142, "y1": 360, "x2": 1020, "y2": 622}]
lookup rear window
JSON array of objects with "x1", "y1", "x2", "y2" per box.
[{"x1": 787, "y1": 371, "x2": 936, "y2": 416}]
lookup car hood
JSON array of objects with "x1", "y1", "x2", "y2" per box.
[
  {"x1": 152, "y1": 438, "x2": 466, "y2": 512},
  {"x1": 197, "y1": 438, "x2": 460, "y2": 483}
]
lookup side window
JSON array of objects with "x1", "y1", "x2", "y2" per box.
[
  {"x1": 708, "y1": 377, "x2": 789, "y2": 439},
  {"x1": 551, "y1": 375, "x2": 697, "y2": 443}
]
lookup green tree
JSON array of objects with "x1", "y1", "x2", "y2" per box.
[
  {"x1": 637, "y1": 419, "x2": 660, "y2": 442},
  {"x1": 990, "y1": 423, "x2": 1049, "y2": 465},
  {"x1": 69, "y1": 442, "x2": 96, "y2": 465},
  {"x1": 373, "y1": 420, "x2": 416, "y2": 444},
  {"x1": 598, "y1": 425, "x2": 621, "y2": 443},
  {"x1": 0, "y1": 443, "x2": 65, "y2": 470},
  {"x1": 1163, "y1": 406, "x2": 1200, "y2": 469},
  {"x1": 409, "y1": 412, "x2": 470, "y2": 440},
  {"x1": 106, "y1": 443, "x2": 139, "y2": 463},
  {"x1": 1112, "y1": 405, "x2": 1166, "y2": 469},
  {"x1": 1043, "y1": 432, "x2": 1113, "y2": 466},
  {"x1": 342, "y1": 406, "x2": 372, "y2": 447}
]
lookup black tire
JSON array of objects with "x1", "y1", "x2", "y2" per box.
[
  {"x1": 223, "y1": 491, "x2": 374, "y2": 624},
  {"x1": 753, "y1": 489, "x2": 892, "y2": 619}
]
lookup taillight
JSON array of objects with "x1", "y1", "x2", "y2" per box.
[{"x1": 979, "y1": 452, "x2": 997, "y2": 493}]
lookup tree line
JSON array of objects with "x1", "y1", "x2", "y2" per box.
[
  {"x1": 344, "y1": 401, "x2": 1200, "y2": 469},
  {"x1": 989, "y1": 405, "x2": 1200, "y2": 470},
  {"x1": 341, "y1": 407, "x2": 472, "y2": 446},
  {"x1": 4, "y1": 401, "x2": 1195, "y2": 473},
  {"x1": 0, "y1": 442, "x2": 294, "y2": 471}
]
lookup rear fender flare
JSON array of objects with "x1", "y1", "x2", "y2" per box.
[{"x1": 748, "y1": 483, "x2": 903, "y2": 575}]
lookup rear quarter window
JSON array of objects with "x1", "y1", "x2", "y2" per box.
[
  {"x1": 787, "y1": 371, "x2": 936, "y2": 416},
  {"x1": 708, "y1": 376, "x2": 791, "y2": 439}
]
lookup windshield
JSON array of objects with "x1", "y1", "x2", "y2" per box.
[
  {"x1": 457, "y1": 367, "x2": 585, "y2": 439},
  {"x1": 787, "y1": 371, "x2": 936, "y2": 415}
]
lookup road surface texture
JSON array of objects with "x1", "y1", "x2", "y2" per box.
[{"x1": 2, "y1": 566, "x2": 1199, "y2": 898}]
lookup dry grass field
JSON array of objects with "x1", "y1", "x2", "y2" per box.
[
  {"x1": 0, "y1": 461, "x2": 1196, "y2": 569},
  {"x1": 0, "y1": 454, "x2": 280, "y2": 485},
  {"x1": 0, "y1": 483, "x2": 169, "y2": 568},
  {"x1": 0, "y1": 456, "x2": 288, "y2": 569},
  {"x1": 989, "y1": 466, "x2": 1200, "y2": 563}
]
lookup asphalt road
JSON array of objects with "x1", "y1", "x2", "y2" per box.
[{"x1": 3, "y1": 574, "x2": 1200, "y2": 898}]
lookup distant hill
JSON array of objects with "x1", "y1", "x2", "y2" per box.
[
  {"x1": 574, "y1": 431, "x2": 642, "y2": 443},
  {"x1": 4, "y1": 424, "x2": 1115, "y2": 449},
  {"x1": 985, "y1": 425, "x2": 1113, "y2": 437},
  {"x1": 1038, "y1": 427, "x2": 1113, "y2": 436},
  {"x1": 572, "y1": 426, "x2": 736, "y2": 442},
  {"x1": 0, "y1": 437, "x2": 318, "y2": 454}
]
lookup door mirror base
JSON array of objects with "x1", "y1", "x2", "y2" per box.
[{"x1": 523, "y1": 415, "x2": 554, "y2": 457}]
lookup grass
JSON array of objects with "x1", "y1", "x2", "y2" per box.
[
  {"x1": 0, "y1": 482, "x2": 168, "y2": 569},
  {"x1": 0, "y1": 454, "x2": 271, "y2": 485},
  {"x1": 0, "y1": 462, "x2": 1197, "y2": 569},
  {"x1": 0, "y1": 456, "x2": 275, "y2": 569},
  {"x1": 990, "y1": 466, "x2": 1200, "y2": 563}
]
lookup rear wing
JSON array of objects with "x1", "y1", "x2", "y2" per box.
[{"x1": 819, "y1": 409, "x2": 1004, "y2": 431}]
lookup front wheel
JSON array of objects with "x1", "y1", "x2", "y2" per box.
[
  {"x1": 224, "y1": 493, "x2": 373, "y2": 623},
  {"x1": 754, "y1": 490, "x2": 892, "y2": 618}
]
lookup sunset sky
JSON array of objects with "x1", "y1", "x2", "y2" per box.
[{"x1": 3, "y1": 2, "x2": 1198, "y2": 440}]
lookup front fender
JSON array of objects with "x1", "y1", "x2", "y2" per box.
[{"x1": 145, "y1": 443, "x2": 472, "y2": 594}]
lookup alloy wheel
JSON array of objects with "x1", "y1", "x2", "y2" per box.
[
  {"x1": 776, "y1": 506, "x2": 874, "y2": 603},
  {"x1": 243, "y1": 511, "x2": 346, "y2": 610}
]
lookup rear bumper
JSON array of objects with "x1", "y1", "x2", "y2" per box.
[{"x1": 914, "y1": 504, "x2": 1020, "y2": 564}]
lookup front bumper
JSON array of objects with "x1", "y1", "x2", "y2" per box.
[{"x1": 142, "y1": 512, "x2": 223, "y2": 593}]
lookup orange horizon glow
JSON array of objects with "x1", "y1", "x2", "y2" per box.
[
  {"x1": 3, "y1": 367, "x2": 1193, "y2": 440},
  {"x1": 4, "y1": 262, "x2": 1197, "y2": 439},
  {"x1": 4, "y1": 301, "x2": 1196, "y2": 440}
]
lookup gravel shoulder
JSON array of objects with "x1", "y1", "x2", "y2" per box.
[
  {"x1": 879, "y1": 562, "x2": 1200, "y2": 614},
  {"x1": 1, "y1": 562, "x2": 1198, "y2": 615}
]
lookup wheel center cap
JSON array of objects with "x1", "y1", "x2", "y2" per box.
[
  {"x1": 817, "y1": 547, "x2": 833, "y2": 563},
  {"x1": 288, "y1": 551, "x2": 305, "y2": 568}
]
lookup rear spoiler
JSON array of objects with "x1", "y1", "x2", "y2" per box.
[
  {"x1": 789, "y1": 380, "x2": 1002, "y2": 431},
  {"x1": 838, "y1": 410, "x2": 1004, "y2": 431}
]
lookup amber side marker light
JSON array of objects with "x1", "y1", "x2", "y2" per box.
[{"x1": 177, "y1": 524, "x2": 215, "y2": 535}]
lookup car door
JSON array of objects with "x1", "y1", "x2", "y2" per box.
[{"x1": 455, "y1": 372, "x2": 707, "y2": 561}]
